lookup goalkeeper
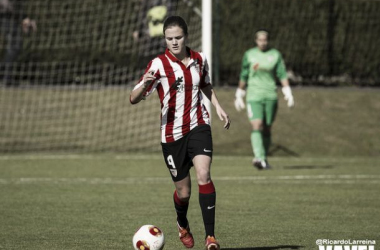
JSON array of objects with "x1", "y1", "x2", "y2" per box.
[{"x1": 234, "y1": 29, "x2": 294, "y2": 170}]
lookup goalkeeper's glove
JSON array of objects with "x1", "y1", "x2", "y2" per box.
[
  {"x1": 281, "y1": 86, "x2": 295, "y2": 108},
  {"x1": 234, "y1": 88, "x2": 246, "y2": 112}
]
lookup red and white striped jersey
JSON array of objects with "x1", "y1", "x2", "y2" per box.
[{"x1": 133, "y1": 47, "x2": 211, "y2": 143}]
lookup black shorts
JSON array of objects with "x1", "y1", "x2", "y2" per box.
[{"x1": 161, "y1": 125, "x2": 213, "y2": 182}]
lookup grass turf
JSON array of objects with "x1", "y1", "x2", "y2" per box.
[
  {"x1": 1, "y1": 87, "x2": 380, "y2": 156},
  {"x1": 211, "y1": 87, "x2": 380, "y2": 157},
  {"x1": 0, "y1": 155, "x2": 379, "y2": 249}
]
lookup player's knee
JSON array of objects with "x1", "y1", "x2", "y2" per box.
[
  {"x1": 251, "y1": 124, "x2": 263, "y2": 131},
  {"x1": 196, "y1": 169, "x2": 211, "y2": 185},
  {"x1": 176, "y1": 187, "x2": 191, "y2": 201},
  {"x1": 251, "y1": 120, "x2": 263, "y2": 131},
  {"x1": 178, "y1": 192, "x2": 191, "y2": 202}
]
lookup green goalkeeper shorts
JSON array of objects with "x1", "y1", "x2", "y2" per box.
[{"x1": 246, "y1": 99, "x2": 278, "y2": 125}]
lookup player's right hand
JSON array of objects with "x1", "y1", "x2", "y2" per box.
[
  {"x1": 234, "y1": 88, "x2": 246, "y2": 112},
  {"x1": 281, "y1": 86, "x2": 295, "y2": 108},
  {"x1": 143, "y1": 70, "x2": 156, "y2": 87}
]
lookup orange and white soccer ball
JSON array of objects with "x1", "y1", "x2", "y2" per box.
[{"x1": 133, "y1": 225, "x2": 165, "y2": 250}]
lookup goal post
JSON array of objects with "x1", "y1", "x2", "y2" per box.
[{"x1": 202, "y1": 0, "x2": 212, "y2": 119}]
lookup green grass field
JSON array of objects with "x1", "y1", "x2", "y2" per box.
[{"x1": 1, "y1": 154, "x2": 379, "y2": 249}]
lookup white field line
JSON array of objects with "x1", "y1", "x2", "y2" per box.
[
  {"x1": 0, "y1": 175, "x2": 379, "y2": 185},
  {"x1": 0, "y1": 154, "x2": 379, "y2": 164},
  {"x1": 0, "y1": 154, "x2": 163, "y2": 160}
]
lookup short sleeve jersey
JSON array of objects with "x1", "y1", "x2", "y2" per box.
[
  {"x1": 132, "y1": 47, "x2": 211, "y2": 143},
  {"x1": 240, "y1": 47, "x2": 288, "y2": 101}
]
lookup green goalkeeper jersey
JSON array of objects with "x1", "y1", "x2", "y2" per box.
[{"x1": 240, "y1": 47, "x2": 288, "y2": 101}]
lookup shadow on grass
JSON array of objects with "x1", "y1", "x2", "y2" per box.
[
  {"x1": 222, "y1": 245, "x2": 304, "y2": 250},
  {"x1": 283, "y1": 165, "x2": 334, "y2": 170},
  {"x1": 269, "y1": 144, "x2": 300, "y2": 157}
]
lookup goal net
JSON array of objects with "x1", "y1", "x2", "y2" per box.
[{"x1": 0, "y1": 0, "x2": 202, "y2": 153}]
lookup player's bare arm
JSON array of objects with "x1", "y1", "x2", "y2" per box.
[
  {"x1": 201, "y1": 85, "x2": 231, "y2": 129},
  {"x1": 130, "y1": 70, "x2": 156, "y2": 104},
  {"x1": 238, "y1": 80, "x2": 247, "y2": 90}
]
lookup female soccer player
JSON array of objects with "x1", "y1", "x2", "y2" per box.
[
  {"x1": 130, "y1": 16, "x2": 230, "y2": 250},
  {"x1": 234, "y1": 29, "x2": 294, "y2": 170}
]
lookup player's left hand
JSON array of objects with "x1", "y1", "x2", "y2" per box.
[
  {"x1": 282, "y1": 86, "x2": 295, "y2": 108},
  {"x1": 216, "y1": 105, "x2": 231, "y2": 129},
  {"x1": 234, "y1": 88, "x2": 246, "y2": 111}
]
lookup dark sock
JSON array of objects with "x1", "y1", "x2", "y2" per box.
[
  {"x1": 173, "y1": 191, "x2": 189, "y2": 228},
  {"x1": 199, "y1": 181, "x2": 216, "y2": 238},
  {"x1": 263, "y1": 132, "x2": 271, "y2": 156}
]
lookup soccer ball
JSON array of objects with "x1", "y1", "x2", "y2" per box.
[{"x1": 132, "y1": 225, "x2": 165, "y2": 250}]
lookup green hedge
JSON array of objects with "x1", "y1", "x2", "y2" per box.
[
  {"x1": 215, "y1": 0, "x2": 380, "y2": 86},
  {"x1": 6, "y1": 0, "x2": 380, "y2": 86}
]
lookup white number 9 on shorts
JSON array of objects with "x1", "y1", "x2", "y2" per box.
[{"x1": 167, "y1": 155, "x2": 177, "y2": 177}]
